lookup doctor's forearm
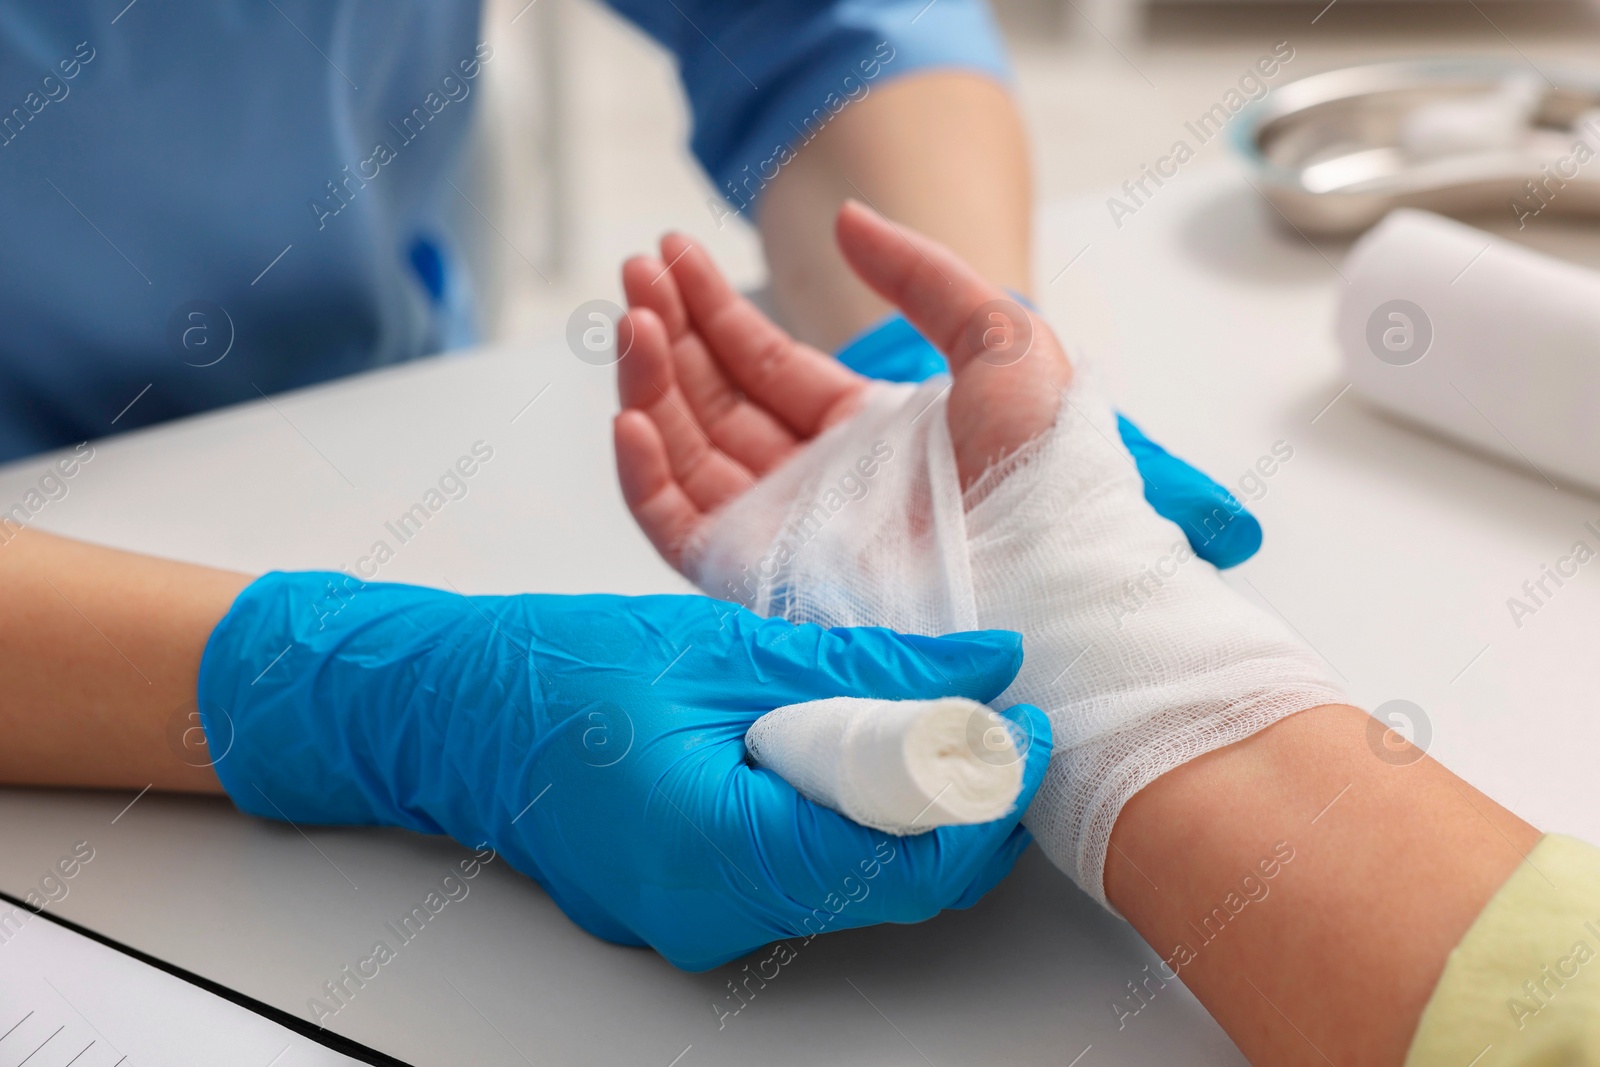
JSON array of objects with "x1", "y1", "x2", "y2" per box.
[
  {"x1": 758, "y1": 71, "x2": 1032, "y2": 351},
  {"x1": 0, "y1": 528, "x2": 243, "y2": 792}
]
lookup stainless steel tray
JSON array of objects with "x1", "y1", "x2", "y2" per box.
[{"x1": 1236, "y1": 57, "x2": 1600, "y2": 235}]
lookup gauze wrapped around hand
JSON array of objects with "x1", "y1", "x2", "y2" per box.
[{"x1": 691, "y1": 376, "x2": 1345, "y2": 905}]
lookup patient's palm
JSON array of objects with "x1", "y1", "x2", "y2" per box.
[{"x1": 613, "y1": 201, "x2": 1071, "y2": 569}]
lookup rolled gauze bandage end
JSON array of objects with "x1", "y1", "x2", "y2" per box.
[{"x1": 744, "y1": 696, "x2": 1023, "y2": 835}]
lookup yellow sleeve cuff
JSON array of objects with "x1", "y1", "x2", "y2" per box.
[{"x1": 1406, "y1": 834, "x2": 1600, "y2": 1067}]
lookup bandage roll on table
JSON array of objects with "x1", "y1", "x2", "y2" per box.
[
  {"x1": 1337, "y1": 209, "x2": 1600, "y2": 492},
  {"x1": 704, "y1": 376, "x2": 1344, "y2": 904}
]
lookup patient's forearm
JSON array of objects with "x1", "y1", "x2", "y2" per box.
[
  {"x1": 1105, "y1": 704, "x2": 1537, "y2": 1065},
  {"x1": 0, "y1": 528, "x2": 244, "y2": 792},
  {"x1": 758, "y1": 71, "x2": 1032, "y2": 351}
]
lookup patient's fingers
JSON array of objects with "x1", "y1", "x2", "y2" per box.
[
  {"x1": 835, "y1": 200, "x2": 1070, "y2": 490},
  {"x1": 621, "y1": 255, "x2": 689, "y2": 342},
  {"x1": 834, "y1": 200, "x2": 1040, "y2": 378},
  {"x1": 624, "y1": 254, "x2": 799, "y2": 476},
  {"x1": 671, "y1": 333, "x2": 800, "y2": 475},
  {"x1": 613, "y1": 410, "x2": 700, "y2": 568},
  {"x1": 615, "y1": 307, "x2": 754, "y2": 516},
  {"x1": 615, "y1": 302, "x2": 673, "y2": 412},
  {"x1": 660, "y1": 232, "x2": 865, "y2": 437}
]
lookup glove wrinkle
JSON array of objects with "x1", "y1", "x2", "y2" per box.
[{"x1": 199, "y1": 576, "x2": 1053, "y2": 968}]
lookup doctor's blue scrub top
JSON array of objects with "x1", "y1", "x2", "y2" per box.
[{"x1": 0, "y1": 1, "x2": 1008, "y2": 463}]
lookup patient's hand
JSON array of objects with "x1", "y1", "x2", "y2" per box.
[{"x1": 614, "y1": 200, "x2": 1072, "y2": 569}]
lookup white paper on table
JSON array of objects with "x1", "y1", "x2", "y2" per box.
[{"x1": 0, "y1": 896, "x2": 406, "y2": 1067}]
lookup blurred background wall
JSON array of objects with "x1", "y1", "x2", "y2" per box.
[{"x1": 466, "y1": 0, "x2": 1600, "y2": 344}]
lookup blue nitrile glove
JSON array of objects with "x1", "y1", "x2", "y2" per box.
[
  {"x1": 197, "y1": 573, "x2": 1053, "y2": 971},
  {"x1": 836, "y1": 313, "x2": 1263, "y2": 568}
]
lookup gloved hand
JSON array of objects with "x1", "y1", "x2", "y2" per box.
[
  {"x1": 836, "y1": 313, "x2": 1262, "y2": 569},
  {"x1": 197, "y1": 573, "x2": 1053, "y2": 971}
]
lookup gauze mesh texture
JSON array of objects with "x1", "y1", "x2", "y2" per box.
[{"x1": 689, "y1": 376, "x2": 1345, "y2": 906}]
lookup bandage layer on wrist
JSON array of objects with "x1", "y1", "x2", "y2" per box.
[{"x1": 690, "y1": 377, "x2": 1344, "y2": 904}]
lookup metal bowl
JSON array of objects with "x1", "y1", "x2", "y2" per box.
[{"x1": 1235, "y1": 57, "x2": 1600, "y2": 235}]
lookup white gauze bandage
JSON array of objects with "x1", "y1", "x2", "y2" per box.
[{"x1": 691, "y1": 376, "x2": 1345, "y2": 905}]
